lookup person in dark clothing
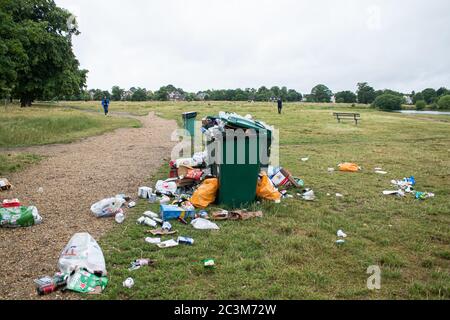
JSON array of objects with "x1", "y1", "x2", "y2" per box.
[
  {"x1": 277, "y1": 97, "x2": 283, "y2": 114},
  {"x1": 101, "y1": 96, "x2": 110, "y2": 115}
]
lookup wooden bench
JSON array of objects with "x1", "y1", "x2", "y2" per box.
[{"x1": 333, "y1": 113, "x2": 361, "y2": 125}]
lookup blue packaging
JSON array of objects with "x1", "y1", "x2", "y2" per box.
[{"x1": 160, "y1": 205, "x2": 196, "y2": 221}]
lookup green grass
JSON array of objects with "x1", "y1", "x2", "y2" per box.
[
  {"x1": 86, "y1": 101, "x2": 450, "y2": 300},
  {"x1": 0, "y1": 153, "x2": 43, "y2": 175},
  {"x1": 0, "y1": 104, "x2": 141, "y2": 148}
]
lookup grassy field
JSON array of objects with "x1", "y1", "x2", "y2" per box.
[
  {"x1": 0, "y1": 104, "x2": 141, "y2": 148},
  {"x1": 0, "y1": 153, "x2": 43, "y2": 176},
  {"x1": 4, "y1": 101, "x2": 449, "y2": 299},
  {"x1": 59, "y1": 101, "x2": 449, "y2": 300}
]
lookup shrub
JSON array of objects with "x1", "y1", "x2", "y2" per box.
[
  {"x1": 372, "y1": 94, "x2": 403, "y2": 111},
  {"x1": 415, "y1": 100, "x2": 426, "y2": 110},
  {"x1": 437, "y1": 95, "x2": 450, "y2": 110}
]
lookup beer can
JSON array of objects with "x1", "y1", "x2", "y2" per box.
[
  {"x1": 162, "y1": 221, "x2": 172, "y2": 231},
  {"x1": 177, "y1": 236, "x2": 194, "y2": 245}
]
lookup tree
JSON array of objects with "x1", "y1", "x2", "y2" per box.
[
  {"x1": 421, "y1": 88, "x2": 437, "y2": 105},
  {"x1": 412, "y1": 92, "x2": 424, "y2": 104},
  {"x1": 415, "y1": 100, "x2": 426, "y2": 110},
  {"x1": 357, "y1": 82, "x2": 376, "y2": 104},
  {"x1": 310, "y1": 84, "x2": 332, "y2": 103},
  {"x1": 286, "y1": 89, "x2": 302, "y2": 102},
  {"x1": 437, "y1": 95, "x2": 450, "y2": 110},
  {"x1": 372, "y1": 94, "x2": 403, "y2": 111},
  {"x1": 1, "y1": 0, "x2": 87, "y2": 106},
  {"x1": 131, "y1": 87, "x2": 147, "y2": 101},
  {"x1": 334, "y1": 91, "x2": 357, "y2": 103},
  {"x1": 111, "y1": 86, "x2": 124, "y2": 101},
  {"x1": 436, "y1": 87, "x2": 449, "y2": 97}
]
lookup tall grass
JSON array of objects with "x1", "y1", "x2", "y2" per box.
[{"x1": 0, "y1": 106, "x2": 140, "y2": 148}]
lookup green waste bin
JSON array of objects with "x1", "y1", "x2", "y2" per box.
[
  {"x1": 182, "y1": 112, "x2": 197, "y2": 155},
  {"x1": 207, "y1": 114, "x2": 272, "y2": 208}
]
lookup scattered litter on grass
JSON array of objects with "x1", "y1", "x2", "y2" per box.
[
  {"x1": 157, "y1": 239, "x2": 179, "y2": 249},
  {"x1": 123, "y1": 278, "x2": 134, "y2": 288},
  {"x1": 383, "y1": 190, "x2": 406, "y2": 197},
  {"x1": 0, "y1": 178, "x2": 12, "y2": 191},
  {"x1": 415, "y1": 192, "x2": 435, "y2": 200},
  {"x1": 178, "y1": 236, "x2": 195, "y2": 245},
  {"x1": 138, "y1": 187, "x2": 152, "y2": 199},
  {"x1": 143, "y1": 211, "x2": 159, "y2": 219},
  {"x1": 301, "y1": 190, "x2": 316, "y2": 201},
  {"x1": 338, "y1": 163, "x2": 361, "y2": 172},
  {"x1": 336, "y1": 240, "x2": 346, "y2": 245},
  {"x1": 211, "y1": 210, "x2": 263, "y2": 221},
  {"x1": 328, "y1": 168, "x2": 335, "y2": 173},
  {"x1": 58, "y1": 233, "x2": 107, "y2": 276},
  {"x1": 191, "y1": 218, "x2": 220, "y2": 230},
  {"x1": 375, "y1": 170, "x2": 388, "y2": 175},
  {"x1": 336, "y1": 193, "x2": 344, "y2": 198},
  {"x1": 66, "y1": 269, "x2": 108, "y2": 294},
  {"x1": 34, "y1": 273, "x2": 67, "y2": 295},
  {"x1": 148, "y1": 228, "x2": 178, "y2": 236},
  {"x1": 137, "y1": 216, "x2": 157, "y2": 227},
  {"x1": 203, "y1": 259, "x2": 215, "y2": 269},
  {"x1": 337, "y1": 230, "x2": 348, "y2": 238},
  {"x1": 145, "y1": 237, "x2": 161, "y2": 245},
  {"x1": 161, "y1": 204, "x2": 195, "y2": 221},
  {"x1": 128, "y1": 201, "x2": 136, "y2": 208},
  {"x1": 115, "y1": 212, "x2": 125, "y2": 224},
  {"x1": 129, "y1": 259, "x2": 154, "y2": 271},
  {"x1": 0, "y1": 204, "x2": 42, "y2": 228},
  {"x1": 301, "y1": 157, "x2": 309, "y2": 162},
  {"x1": 256, "y1": 173, "x2": 282, "y2": 202},
  {"x1": 90, "y1": 197, "x2": 125, "y2": 218},
  {"x1": 190, "y1": 178, "x2": 219, "y2": 209}
]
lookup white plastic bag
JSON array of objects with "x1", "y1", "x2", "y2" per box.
[
  {"x1": 58, "y1": 233, "x2": 107, "y2": 276},
  {"x1": 90, "y1": 197, "x2": 125, "y2": 218},
  {"x1": 191, "y1": 218, "x2": 220, "y2": 230},
  {"x1": 155, "y1": 180, "x2": 177, "y2": 196}
]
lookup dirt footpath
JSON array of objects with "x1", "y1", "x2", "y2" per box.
[{"x1": 0, "y1": 112, "x2": 177, "y2": 299}]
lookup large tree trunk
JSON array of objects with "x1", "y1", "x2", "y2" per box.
[{"x1": 20, "y1": 97, "x2": 33, "y2": 107}]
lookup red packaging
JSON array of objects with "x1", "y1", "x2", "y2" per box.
[{"x1": 2, "y1": 199, "x2": 21, "y2": 208}]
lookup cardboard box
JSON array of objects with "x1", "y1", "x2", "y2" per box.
[
  {"x1": 271, "y1": 169, "x2": 291, "y2": 187},
  {"x1": 160, "y1": 205, "x2": 196, "y2": 221}
]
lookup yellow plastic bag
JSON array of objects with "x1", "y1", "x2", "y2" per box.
[
  {"x1": 190, "y1": 178, "x2": 219, "y2": 209},
  {"x1": 256, "y1": 173, "x2": 282, "y2": 201},
  {"x1": 338, "y1": 163, "x2": 360, "y2": 172}
]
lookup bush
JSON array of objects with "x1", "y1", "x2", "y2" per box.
[
  {"x1": 372, "y1": 94, "x2": 403, "y2": 111},
  {"x1": 415, "y1": 100, "x2": 426, "y2": 110},
  {"x1": 437, "y1": 95, "x2": 450, "y2": 110}
]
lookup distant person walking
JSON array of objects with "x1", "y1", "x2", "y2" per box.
[
  {"x1": 277, "y1": 97, "x2": 283, "y2": 114},
  {"x1": 101, "y1": 96, "x2": 110, "y2": 116}
]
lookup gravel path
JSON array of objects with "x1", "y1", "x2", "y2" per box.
[{"x1": 0, "y1": 112, "x2": 177, "y2": 299}]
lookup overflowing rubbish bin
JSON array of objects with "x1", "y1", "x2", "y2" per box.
[{"x1": 204, "y1": 113, "x2": 273, "y2": 207}]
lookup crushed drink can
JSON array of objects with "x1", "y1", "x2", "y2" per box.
[
  {"x1": 177, "y1": 236, "x2": 194, "y2": 245},
  {"x1": 199, "y1": 210, "x2": 209, "y2": 219},
  {"x1": 203, "y1": 259, "x2": 215, "y2": 269},
  {"x1": 162, "y1": 221, "x2": 172, "y2": 231}
]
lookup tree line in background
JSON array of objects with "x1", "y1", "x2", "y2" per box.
[
  {"x1": 1, "y1": 1, "x2": 449, "y2": 111},
  {"x1": 61, "y1": 83, "x2": 450, "y2": 110}
]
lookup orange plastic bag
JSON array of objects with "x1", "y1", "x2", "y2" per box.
[
  {"x1": 256, "y1": 173, "x2": 282, "y2": 201},
  {"x1": 338, "y1": 163, "x2": 360, "y2": 172},
  {"x1": 190, "y1": 178, "x2": 219, "y2": 209}
]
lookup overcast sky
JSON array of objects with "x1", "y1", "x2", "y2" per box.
[{"x1": 56, "y1": 0, "x2": 450, "y2": 94}]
